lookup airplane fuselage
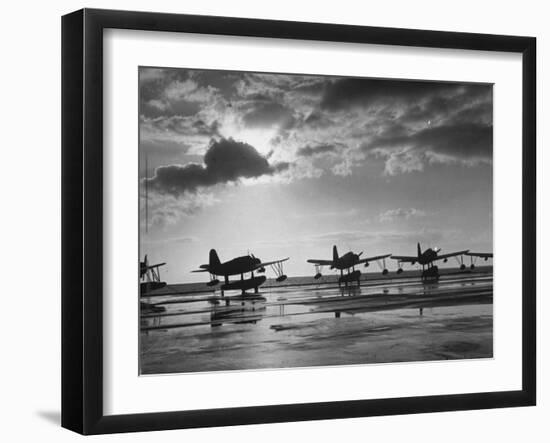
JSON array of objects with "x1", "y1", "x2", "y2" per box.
[
  {"x1": 333, "y1": 252, "x2": 361, "y2": 270},
  {"x1": 418, "y1": 249, "x2": 439, "y2": 265},
  {"x1": 209, "y1": 255, "x2": 262, "y2": 277}
]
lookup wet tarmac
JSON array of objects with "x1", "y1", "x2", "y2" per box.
[{"x1": 140, "y1": 270, "x2": 493, "y2": 374}]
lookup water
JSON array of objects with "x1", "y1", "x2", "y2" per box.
[{"x1": 140, "y1": 268, "x2": 493, "y2": 374}]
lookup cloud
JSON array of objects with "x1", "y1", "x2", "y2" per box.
[
  {"x1": 140, "y1": 138, "x2": 191, "y2": 158},
  {"x1": 146, "y1": 138, "x2": 289, "y2": 195},
  {"x1": 242, "y1": 101, "x2": 295, "y2": 128},
  {"x1": 379, "y1": 208, "x2": 426, "y2": 222},
  {"x1": 297, "y1": 143, "x2": 341, "y2": 157},
  {"x1": 321, "y1": 78, "x2": 459, "y2": 111},
  {"x1": 140, "y1": 68, "x2": 167, "y2": 83},
  {"x1": 190, "y1": 70, "x2": 241, "y2": 96},
  {"x1": 141, "y1": 115, "x2": 220, "y2": 138},
  {"x1": 313, "y1": 78, "x2": 492, "y2": 176},
  {"x1": 139, "y1": 72, "x2": 223, "y2": 119},
  {"x1": 331, "y1": 157, "x2": 354, "y2": 177},
  {"x1": 140, "y1": 68, "x2": 493, "y2": 185},
  {"x1": 374, "y1": 149, "x2": 424, "y2": 175},
  {"x1": 288, "y1": 208, "x2": 359, "y2": 219},
  {"x1": 141, "y1": 191, "x2": 218, "y2": 227},
  {"x1": 141, "y1": 98, "x2": 201, "y2": 119},
  {"x1": 237, "y1": 92, "x2": 296, "y2": 129},
  {"x1": 366, "y1": 122, "x2": 492, "y2": 174},
  {"x1": 399, "y1": 86, "x2": 492, "y2": 126},
  {"x1": 142, "y1": 235, "x2": 199, "y2": 245},
  {"x1": 293, "y1": 78, "x2": 327, "y2": 95},
  {"x1": 374, "y1": 123, "x2": 492, "y2": 158},
  {"x1": 301, "y1": 111, "x2": 335, "y2": 129}
]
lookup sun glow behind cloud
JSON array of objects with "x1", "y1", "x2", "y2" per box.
[{"x1": 222, "y1": 124, "x2": 278, "y2": 157}]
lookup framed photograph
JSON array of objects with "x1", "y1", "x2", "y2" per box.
[{"x1": 62, "y1": 8, "x2": 536, "y2": 435}]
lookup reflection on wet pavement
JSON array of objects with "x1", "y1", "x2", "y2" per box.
[{"x1": 140, "y1": 271, "x2": 493, "y2": 374}]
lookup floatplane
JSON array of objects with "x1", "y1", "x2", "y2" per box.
[
  {"x1": 391, "y1": 243, "x2": 493, "y2": 281},
  {"x1": 193, "y1": 249, "x2": 289, "y2": 297},
  {"x1": 140, "y1": 255, "x2": 167, "y2": 312},
  {"x1": 307, "y1": 245, "x2": 392, "y2": 287},
  {"x1": 140, "y1": 254, "x2": 166, "y2": 294}
]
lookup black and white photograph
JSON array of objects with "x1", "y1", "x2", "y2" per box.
[
  {"x1": 1, "y1": 0, "x2": 544, "y2": 439},
  {"x1": 139, "y1": 67, "x2": 494, "y2": 375}
]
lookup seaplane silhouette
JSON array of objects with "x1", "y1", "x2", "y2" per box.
[
  {"x1": 391, "y1": 243, "x2": 492, "y2": 281},
  {"x1": 193, "y1": 249, "x2": 289, "y2": 296},
  {"x1": 140, "y1": 255, "x2": 166, "y2": 294},
  {"x1": 463, "y1": 252, "x2": 493, "y2": 269},
  {"x1": 139, "y1": 255, "x2": 167, "y2": 313},
  {"x1": 307, "y1": 245, "x2": 391, "y2": 287}
]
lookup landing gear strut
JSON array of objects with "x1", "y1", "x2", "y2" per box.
[{"x1": 421, "y1": 263, "x2": 440, "y2": 282}]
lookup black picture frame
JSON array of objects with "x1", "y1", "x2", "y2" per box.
[{"x1": 62, "y1": 8, "x2": 536, "y2": 435}]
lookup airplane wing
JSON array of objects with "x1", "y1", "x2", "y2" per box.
[
  {"x1": 307, "y1": 259, "x2": 334, "y2": 265},
  {"x1": 256, "y1": 257, "x2": 290, "y2": 269},
  {"x1": 358, "y1": 253, "x2": 391, "y2": 264},
  {"x1": 465, "y1": 252, "x2": 493, "y2": 258},
  {"x1": 390, "y1": 255, "x2": 417, "y2": 262},
  {"x1": 191, "y1": 268, "x2": 210, "y2": 273},
  {"x1": 146, "y1": 262, "x2": 166, "y2": 269},
  {"x1": 433, "y1": 250, "x2": 470, "y2": 261}
]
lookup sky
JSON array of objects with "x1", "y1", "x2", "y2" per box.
[{"x1": 139, "y1": 67, "x2": 493, "y2": 283}]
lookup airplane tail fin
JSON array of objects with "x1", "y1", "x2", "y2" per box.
[
  {"x1": 417, "y1": 242, "x2": 422, "y2": 258},
  {"x1": 333, "y1": 245, "x2": 339, "y2": 262},
  {"x1": 209, "y1": 249, "x2": 221, "y2": 269}
]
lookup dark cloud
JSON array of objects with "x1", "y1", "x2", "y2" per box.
[
  {"x1": 297, "y1": 143, "x2": 342, "y2": 157},
  {"x1": 368, "y1": 122, "x2": 492, "y2": 160},
  {"x1": 192, "y1": 119, "x2": 220, "y2": 136},
  {"x1": 139, "y1": 69, "x2": 171, "y2": 103},
  {"x1": 241, "y1": 101, "x2": 295, "y2": 129},
  {"x1": 320, "y1": 78, "x2": 491, "y2": 114},
  {"x1": 243, "y1": 92, "x2": 275, "y2": 102},
  {"x1": 321, "y1": 78, "x2": 457, "y2": 111},
  {"x1": 449, "y1": 101, "x2": 493, "y2": 126},
  {"x1": 374, "y1": 122, "x2": 412, "y2": 139},
  {"x1": 302, "y1": 110, "x2": 335, "y2": 129},
  {"x1": 146, "y1": 138, "x2": 289, "y2": 195},
  {"x1": 190, "y1": 70, "x2": 240, "y2": 98},
  {"x1": 399, "y1": 87, "x2": 492, "y2": 126},
  {"x1": 293, "y1": 79, "x2": 327, "y2": 95},
  {"x1": 350, "y1": 82, "x2": 493, "y2": 173}
]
